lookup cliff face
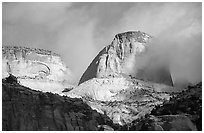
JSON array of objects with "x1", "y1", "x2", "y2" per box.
[
  {"x1": 79, "y1": 31, "x2": 173, "y2": 86},
  {"x1": 2, "y1": 80, "x2": 116, "y2": 131},
  {"x1": 66, "y1": 31, "x2": 174, "y2": 126},
  {"x1": 2, "y1": 46, "x2": 74, "y2": 93},
  {"x1": 2, "y1": 70, "x2": 199, "y2": 131}
]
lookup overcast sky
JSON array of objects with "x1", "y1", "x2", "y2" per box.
[{"x1": 2, "y1": 2, "x2": 202, "y2": 86}]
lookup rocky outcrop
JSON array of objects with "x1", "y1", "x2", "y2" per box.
[
  {"x1": 66, "y1": 77, "x2": 174, "y2": 101},
  {"x1": 2, "y1": 79, "x2": 117, "y2": 131},
  {"x1": 63, "y1": 31, "x2": 179, "y2": 126},
  {"x1": 65, "y1": 80, "x2": 201, "y2": 130},
  {"x1": 150, "y1": 82, "x2": 202, "y2": 130},
  {"x1": 65, "y1": 77, "x2": 131, "y2": 101},
  {"x1": 2, "y1": 46, "x2": 74, "y2": 93},
  {"x1": 2, "y1": 78, "x2": 199, "y2": 131},
  {"x1": 79, "y1": 31, "x2": 173, "y2": 86},
  {"x1": 123, "y1": 115, "x2": 197, "y2": 131},
  {"x1": 65, "y1": 76, "x2": 175, "y2": 125}
]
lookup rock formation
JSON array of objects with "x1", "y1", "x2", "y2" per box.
[
  {"x1": 66, "y1": 77, "x2": 174, "y2": 101},
  {"x1": 65, "y1": 31, "x2": 176, "y2": 126},
  {"x1": 79, "y1": 31, "x2": 173, "y2": 86},
  {"x1": 2, "y1": 79, "x2": 116, "y2": 131},
  {"x1": 150, "y1": 82, "x2": 202, "y2": 130},
  {"x1": 124, "y1": 115, "x2": 197, "y2": 131},
  {"x1": 3, "y1": 76, "x2": 199, "y2": 131},
  {"x1": 2, "y1": 31, "x2": 201, "y2": 131},
  {"x1": 65, "y1": 76, "x2": 174, "y2": 125},
  {"x1": 2, "y1": 46, "x2": 74, "y2": 93}
]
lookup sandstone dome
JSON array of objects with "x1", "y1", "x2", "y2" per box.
[
  {"x1": 65, "y1": 31, "x2": 175, "y2": 125},
  {"x1": 79, "y1": 31, "x2": 173, "y2": 86}
]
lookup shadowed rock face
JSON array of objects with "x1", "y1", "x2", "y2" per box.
[
  {"x1": 124, "y1": 115, "x2": 197, "y2": 131},
  {"x1": 2, "y1": 76, "x2": 199, "y2": 131},
  {"x1": 2, "y1": 80, "x2": 116, "y2": 131},
  {"x1": 2, "y1": 46, "x2": 74, "y2": 93},
  {"x1": 150, "y1": 82, "x2": 202, "y2": 131},
  {"x1": 79, "y1": 31, "x2": 173, "y2": 86}
]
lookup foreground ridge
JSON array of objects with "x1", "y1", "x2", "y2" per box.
[{"x1": 2, "y1": 79, "x2": 117, "y2": 131}]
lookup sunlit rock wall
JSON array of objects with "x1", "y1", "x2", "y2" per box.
[
  {"x1": 79, "y1": 31, "x2": 173, "y2": 86},
  {"x1": 2, "y1": 46, "x2": 74, "y2": 93}
]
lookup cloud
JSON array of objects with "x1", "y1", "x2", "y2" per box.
[
  {"x1": 2, "y1": 2, "x2": 202, "y2": 87},
  {"x1": 3, "y1": 3, "x2": 72, "y2": 25},
  {"x1": 3, "y1": 2, "x2": 98, "y2": 84},
  {"x1": 117, "y1": 2, "x2": 202, "y2": 87}
]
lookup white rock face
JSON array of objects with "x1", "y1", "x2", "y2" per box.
[
  {"x1": 65, "y1": 77, "x2": 131, "y2": 101},
  {"x1": 64, "y1": 31, "x2": 177, "y2": 125},
  {"x1": 79, "y1": 31, "x2": 173, "y2": 86},
  {"x1": 65, "y1": 76, "x2": 174, "y2": 102},
  {"x1": 65, "y1": 76, "x2": 175, "y2": 125},
  {"x1": 2, "y1": 46, "x2": 74, "y2": 93}
]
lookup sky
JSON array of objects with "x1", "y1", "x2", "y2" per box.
[{"x1": 2, "y1": 2, "x2": 202, "y2": 87}]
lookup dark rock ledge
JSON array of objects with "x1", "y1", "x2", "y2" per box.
[{"x1": 2, "y1": 78, "x2": 117, "y2": 131}]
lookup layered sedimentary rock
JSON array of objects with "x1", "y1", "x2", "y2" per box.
[
  {"x1": 65, "y1": 76, "x2": 175, "y2": 125},
  {"x1": 66, "y1": 77, "x2": 174, "y2": 101},
  {"x1": 66, "y1": 77, "x2": 200, "y2": 129},
  {"x1": 79, "y1": 31, "x2": 173, "y2": 86},
  {"x1": 2, "y1": 46, "x2": 74, "y2": 93},
  {"x1": 66, "y1": 77, "x2": 131, "y2": 101}
]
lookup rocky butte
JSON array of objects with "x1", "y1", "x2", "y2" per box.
[
  {"x1": 79, "y1": 31, "x2": 173, "y2": 86},
  {"x1": 2, "y1": 46, "x2": 74, "y2": 94},
  {"x1": 65, "y1": 31, "x2": 177, "y2": 125}
]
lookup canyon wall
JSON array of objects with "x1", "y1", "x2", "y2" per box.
[{"x1": 2, "y1": 46, "x2": 74, "y2": 93}]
